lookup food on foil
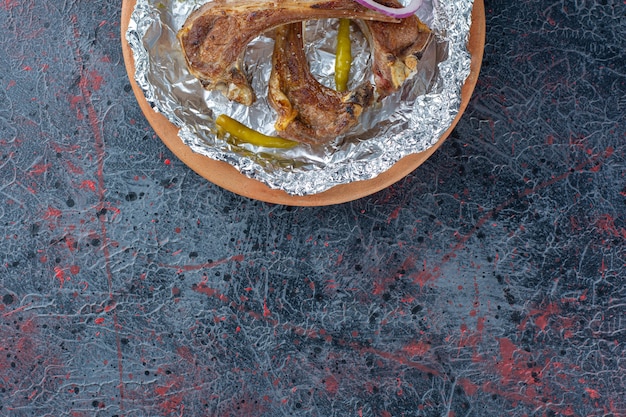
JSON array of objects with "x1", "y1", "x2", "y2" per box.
[
  {"x1": 127, "y1": 0, "x2": 474, "y2": 195},
  {"x1": 176, "y1": 0, "x2": 398, "y2": 106},
  {"x1": 269, "y1": 22, "x2": 374, "y2": 144},
  {"x1": 177, "y1": 0, "x2": 433, "y2": 144}
]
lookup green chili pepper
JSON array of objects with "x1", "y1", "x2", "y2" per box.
[
  {"x1": 216, "y1": 115, "x2": 298, "y2": 149},
  {"x1": 335, "y1": 19, "x2": 352, "y2": 92}
]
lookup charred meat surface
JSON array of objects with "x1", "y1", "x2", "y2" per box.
[
  {"x1": 268, "y1": 23, "x2": 374, "y2": 144},
  {"x1": 358, "y1": 0, "x2": 433, "y2": 97},
  {"x1": 177, "y1": 0, "x2": 397, "y2": 106}
]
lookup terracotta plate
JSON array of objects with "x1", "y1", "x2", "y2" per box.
[{"x1": 120, "y1": 0, "x2": 485, "y2": 206}]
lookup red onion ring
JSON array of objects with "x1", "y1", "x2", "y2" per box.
[{"x1": 352, "y1": 0, "x2": 423, "y2": 18}]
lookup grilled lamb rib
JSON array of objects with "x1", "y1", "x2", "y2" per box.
[
  {"x1": 268, "y1": 23, "x2": 374, "y2": 144},
  {"x1": 177, "y1": 0, "x2": 397, "y2": 106}
]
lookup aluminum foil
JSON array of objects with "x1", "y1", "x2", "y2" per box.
[{"x1": 126, "y1": 0, "x2": 474, "y2": 196}]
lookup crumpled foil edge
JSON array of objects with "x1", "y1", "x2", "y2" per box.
[{"x1": 126, "y1": 0, "x2": 474, "y2": 196}]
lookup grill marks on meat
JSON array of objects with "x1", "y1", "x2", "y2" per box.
[
  {"x1": 177, "y1": 0, "x2": 398, "y2": 106},
  {"x1": 268, "y1": 23, "x2": 374, "y2": 144}
]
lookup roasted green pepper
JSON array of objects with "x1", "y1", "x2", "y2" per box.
[
  {"x1": 216, "y1": 114, "x2": 298, "y2": 149},
  {"x1": 334, "y1": 19, "x2": 352, "y2": 92}
]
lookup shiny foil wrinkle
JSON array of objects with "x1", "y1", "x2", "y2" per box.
[{"x1": 126, "y1": 0, "x2": 473, "y2": 195}]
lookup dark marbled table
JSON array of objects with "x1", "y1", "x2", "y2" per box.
[{"x1": 1, "y1": 1, "x2": 624, "y2": 416}]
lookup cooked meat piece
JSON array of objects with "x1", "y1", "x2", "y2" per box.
[
  {"x1": 268, "y1": 23, "x2": 374, "y2": 144},
  {"x1": 358, "y1": 0, "x2": 433, "y2": 97},
  {"x1": 177, "y1": 0, "x2": 397, "y2": 106}
]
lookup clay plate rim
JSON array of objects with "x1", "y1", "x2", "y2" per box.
[{"x1": 120, "y1": 0, "x2": 485, "y2": 206}]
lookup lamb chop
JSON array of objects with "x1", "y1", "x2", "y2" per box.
[
  {"x1": 357, "y1": 0, "x2": 433, "y2": 97},
  {"x1": 177, "y1": 0, "x2": 398, "y2": 106},
  {"x1": 268, "y1": 22, "x2": 374, "y2": 144}
]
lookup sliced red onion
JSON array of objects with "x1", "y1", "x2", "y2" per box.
[{"x1": 352, "y1": 0, "x2": 423, "y2": 18}]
